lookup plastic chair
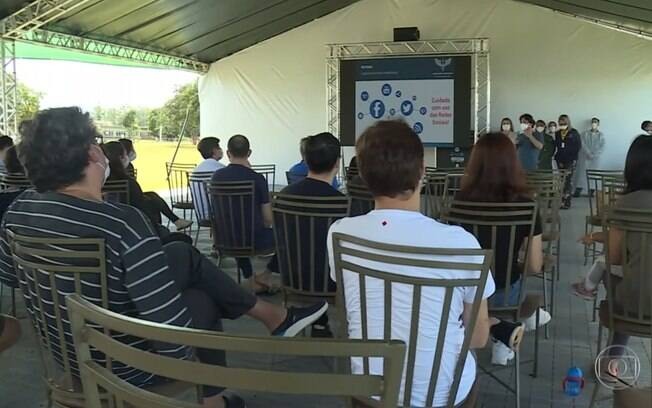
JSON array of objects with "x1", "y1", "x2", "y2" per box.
[
  {"x1": 331, "y1": 232, "x2": 492, "y2": 407},
  {"x1": 187, "y1": 171, "x2": 216, "y2": 245},
  {"x1": 585, "y1": 170, "x2": 624, "y2": 265},
  {"x1": 166, "y1": 162, "x2": 196, "y2": 222},
  {"x1": 67, "y1": 294, "x2": 406, "y2": 408}
]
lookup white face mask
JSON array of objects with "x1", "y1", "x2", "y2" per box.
[
  {"x1": 519, "y1": 123, "x2": 529, "y2": 131},
  {"x1": 559, "y1": 125, "x2": 568, "y2": 130},
  {"x1": 591, "y1": 123, "x2": 599, "y2": 130},
  {"x1": 502, "y1": 124, "x2": 511, "y2": 132},
  {"x1": 536, "y1": 126, "x2": 545, "y2": 133},
  {"x1": 549, "y1": 126, "x2": 557, "y2": 133},
  {"x1": 128, "y1": 152, "x2": 137, "y2": 162},
  {"x1": 648, "y1": 130, "x2": 652, "y2": 135},
  {"x1": 97, "y1": 157, "x2": 110, "y2": 185}
]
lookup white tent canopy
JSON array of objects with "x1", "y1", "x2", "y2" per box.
[{"x1": 199, "y1": 0, "x2": 652, "y2": 179}]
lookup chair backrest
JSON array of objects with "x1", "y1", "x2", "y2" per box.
[
  {"x1": 346, "y1": 179, "x2": 374, "y2": 216},
  {"x1": 166, "y1": 162, "x2": 195, "y2": 207},
  {"x1": 188, "y1": 171, "x2": 216, "y2": 222},
  {"x1": 207, "y1": 180, "x2": 257, "y2": 256},
  {"x1": 440, "y1": 200, "x2": 538, "y2": 312},
  {"x1": 528, "y1": 180, "x2": 562, "y2": 241},
  {"x1": 602, "y1": 176, "x2": 626, "y2": 211},
  {"x1": 286, "y1": 171, "x2": 305, "y2": 185},
  {"x1": 251, "y1": 164, "x2": 276, "y2": 189},
  {"x1": 272, "y1": 193, "x2": 350, "y2": 297},
  {"x1": 344, "y1": 165, "x2": 358, "y2": 182},
  {"x1": 604, "y1": 207, "x2": 652, "y2": 328},
  {"x1": 126, "y1": 167, "x2": 137, "y2": 180},
  {"x1": 442, "y1": 174, "x2": 464, "y2": 206},
  {"x1": 67, "y1": 294, "x2": 406, "y2": 408},
  {"x1": 1, "y1": 173, "x2": 32, "y2": 190},
  {"x1": 6, "y1": 231, "x2": 108, "y2": 395},
  {"x1": 331, "y1": 233, "x2": 492, "y2": 407},
  {"x1": 422, "y1": 173, "x2": 447, "y2": 219},
  {"x1": 102, "y1": 180, "x2": 131, "y2": 205},
  {"x1": 586, "y1": 170, "x2": 624, "y2": 219}
]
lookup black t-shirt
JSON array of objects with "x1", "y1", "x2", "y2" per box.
[
  {"x1": 278, "y1": 178, "x2": 345, "y2": 292},
  {"x1": 211, "y1": 164, "x2": 270, "y2": 245},
  {"x1": 456, "y1": 199, "x2": 543, "y2": 289}
]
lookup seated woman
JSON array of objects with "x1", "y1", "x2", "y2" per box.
[
  {"x1": 118, "y1": 138, "x2": 137, "y2": 177},
  {"x1": 102, "y1": 142, "x2": 192, "y2": 243},
  {"x1": 456, "y1": 132, "x2": 550, "y2": 366},
  {"x1": 4, "y1": 145, "x2": 25, "y2": 175}
]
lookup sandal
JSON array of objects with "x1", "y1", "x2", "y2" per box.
[
  {"x1": 490, "y1": 320, "x2": 525, "y2": 350},
  {"x1": 571, "y1": 282, "x2": 597, "y2": 300}
]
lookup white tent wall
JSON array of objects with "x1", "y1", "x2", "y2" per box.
[{"x1": 199, "y1": 0, "x2": 652, "y2": 180}]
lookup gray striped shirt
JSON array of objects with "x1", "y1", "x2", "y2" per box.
[{"x1": 0, "y1": 190, "x2": 192, "y2": 386}]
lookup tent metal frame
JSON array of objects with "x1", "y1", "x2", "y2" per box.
[{"x1": 326, "y1": 39, "x2": 491, "y2": 150}]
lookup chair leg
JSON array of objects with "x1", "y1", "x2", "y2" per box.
[
  {"x1": 596, "y1": 323, "x2": 604, "y2": 358},
  {"x1": 193, "y1": 225, "x2": 201, "y2": 246},
  {"x1": 11, "y1": 288, "x2": 16, "y2": 317},
  {"x1": 584, "y1": 222, "x2": 589, "y2": 266},
  {"x1": 542, "y1": 268, "x2": 550, "y2": 340},
  {"x1": 532, "y1": 309, "x2": 540, "y2": 378},
  {"x1": 515, "y1": 347, "x2": 521, "y2": 408},
  {"x1": 0, "y1": 282, "x2": 4, "y2": 314},
  {"x1": 555, "y1": 236, "x2": 561, "y2": 282},
  {"x1": 592, "y1": 296, "x2": 598, "y2": 322}
]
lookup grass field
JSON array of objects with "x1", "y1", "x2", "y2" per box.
[{"x1": 130, "y1": 140, "x2": 200, "y2": 192}]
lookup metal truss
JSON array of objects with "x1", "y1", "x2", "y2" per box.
[
  {"x1": 20, "y1": 29, "x2": 209, "y2": 72},
  {"x1": 2, "y1": 0, "x2": 93, "y2": 40},
  {"x1": 326, "y1": 39, "x2": 491, "y2": 145},
  {"x1": 0, "y1": 31, "x2": 17, "y2": 137}
]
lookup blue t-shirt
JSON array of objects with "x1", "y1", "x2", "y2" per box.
[
  {"x1": 287, "y1": 160, "x2": 340, "y2": 188},
  {"x1": 212, "y1": 164, "x2": 270, "y2": 243},
  {"x1": 516, "y1": 132, "x2": 544, "y2": 171}
]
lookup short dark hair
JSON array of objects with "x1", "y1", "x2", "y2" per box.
[
  {"x1": 535, "y1": 120, "x2": 546, "y2": 127},
  {"x1": 197, "y1": 137, "x2": 221, "y2": 159},
  {"x1": 0, "y1": 135, "x2": 13, "y2": 150},
  {"x1": 624, "y1": 134, "x2": 652, "y2": 194},
  {"x1": 591, "y1": 117, "x2": 600, "y2": 123},
  {"x1": 641, "y1": 120, "x2": 651, "y2": 131},
  {"x1": 18, "y1": 107, "x2": 99, "y2": 192},
  {"x1": 518, "y1": 113, "x2": 535, "y2": 125},
  {"x1": 299, "y1": 136, "x2": 310, "y2": 157},
  {"x1": 227, "y1": 134, "x2": 250, "y2": 158},
  {"x1": 305, "y1": 132, "x2": 340, "y2": 174},
  {"x1": 102, "y1": 141, "x2": 128, "y2": 179},
  {"x1": 356, "y1": 120, "x2": 423, "y2": 198},
  {"x1": 117, "y1": 138, "x2": 134, "y2": 155},
  {"x1": 4, "y1": 146, "x2": 24, "y2": 174}
]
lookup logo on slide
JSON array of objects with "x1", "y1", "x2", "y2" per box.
[
  {"x1": 400, "y1": 100, "x2": 414, "y2": 116},
  {"x1": 370, "y1": 100, "x2": 385, "y2": 119},
  {"x1": 381, "y1": 83, "x2": 392, "y2": 96},
  {"x1": 395, "y1": 90, "x2": 402, "y2": 98},
  {"x1": 389, "y1": 108, "x2": 396, "y2": 116},
  {"x1": 357, "y1": 112, "x2": 364, "y2": 120},
  {"x1": 419, "y1": 107, "x2": 427, "y2": 115},
  {"x1": 360, "y1": 91, "x2": 369, "y2": 101},
  {"x1": 435, "y1": 57, "x2": 452, "y2": 72},
  {"x1": 413, "y1": 122, "x2": 424, "y2": 134}
]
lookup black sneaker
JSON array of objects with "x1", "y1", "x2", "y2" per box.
[
  {"x1": 311, "y1": 323, "x2": 334, "y2": 338},
  {"x1": 272, "y1": 302, "x2": 328, "y2": 337},
  {"x1": 490, "y1": 319, "x2": 525, "y2": 350}
]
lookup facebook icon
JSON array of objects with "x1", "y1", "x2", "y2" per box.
[{"x1": 369, "y1": 100, "x2": 385, "y2": 119}]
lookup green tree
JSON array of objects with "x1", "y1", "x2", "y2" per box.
[
  {"x1": 17, "y1": 83, "x2": 41, "y2": 125},
  {"x1": 122, "y1": 109, "x2": 138, "y2": 136},
  {"x1": 148, "y1": 108, "x2": 161, "y2": 136},
  {"x1": 159, "y1": 81, "x2": 199, "y2": 138}
]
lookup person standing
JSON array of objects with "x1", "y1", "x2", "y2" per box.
[
  {"x1": 516, "y1": 113, "x2": 543, "y2": 171},
  {"x1": 538, "y1": 120, "x2": 556, "y2": 170},
  {"x1": 554, "y1": 114, "x2": 582, "y2": 209},
  {"x1": 574, "y1": 117, "x2": 605, "y2": 197},
  {"x1": 500, "y1": 117, "x2": 517, "y2": 144}
]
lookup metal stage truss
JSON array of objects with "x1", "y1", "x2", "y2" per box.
[
  {"x1": 0, "y1": 0, "x2": 209, "y2": 136},
  {"x1": 326, "y1": 39, "x2": 491, "y2": 146}
]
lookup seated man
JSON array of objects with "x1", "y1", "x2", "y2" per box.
[
  {"x1": 0, "y1": 107, "x2": 327, "y2": 408},
  {"x1": 279, "y1": 132, "x2": 345, "y2": 337},
  {"x1": 191, "y1": 137, "x2": 225, "y2": 221},
  {"x1": 0, "y1": 135, "x2": 14, "y2": 174},
  {"x1": 211, "y1": 134, "x2": 278, "y2": 293},
  {"x1": 327, "y1": 120, "x2": 494, "y2": 407},
  {"x1": 288, "y1": 136, "x2": 339, "y2": 188}
]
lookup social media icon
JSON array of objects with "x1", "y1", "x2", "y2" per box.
[
  {"x1": 381, "y1": 84, "x2": 392, "y2": 96},
  {"x1": 413, "y1": 122, "x2": 423, "y2": 134},
  {"x1": 389, "y1": 108, "x2": 396, "y2": 116},
  {"x1": 361, "y1": 91, "x2": 369, "y2": 101},
  {"x1": 400, "y1": 100, "x2": 413, "y2": 116},
  {"x1": 357, "y1": 112, "x2": 364, "y2": 120},
  {"x1": 369, "y1": 100, "x2": 385, "y2": 119},
  {"x1": 419, "y1": 107, "x2": 427, "y2": 115},
  {"x1": 395, "y1": 90, "x2": 402, "y2": 98}
]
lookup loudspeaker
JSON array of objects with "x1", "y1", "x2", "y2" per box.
[{"x1": 393, "y1": 27, "x2": 420, "y2": 42}]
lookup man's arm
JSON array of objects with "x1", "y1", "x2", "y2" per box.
[
  {"x1": 462, "y1": 299, "x2": 490, "y2": 349},
  {"x1": 526, "y1": 132, "x2": 543, "y2": 150},
  {"x1": 261, "y1": 203, "x2": 273, "y2": 228}
]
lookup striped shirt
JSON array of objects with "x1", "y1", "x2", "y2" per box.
[{"x1": 0, "y1": 190, "x2": 192, "y2": 386}]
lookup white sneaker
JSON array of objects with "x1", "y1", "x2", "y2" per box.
[
  {"x1": 174, "y1": 219, "x2": 193, "y2": 231},
  {"x1": 522, "y1": 308, "x2": 552, "y2": 332},
  {"x1": 491, "y1": 340, "x2": 515, "y2": 366}
]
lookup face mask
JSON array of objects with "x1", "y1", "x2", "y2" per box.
[
  {"x1": 648, "y1": 130, "x2": 652, "y2": 135},
  {"x1": 549, "y1": 126, "x2": 557, "y2": 133},
  {"x1": 128, "y1": 152, "x2": 137, "y2": 162},
  {"x1": 502, "y1": 124, "x2": 511, "y2": 131},
  {"x1": 519, "y1": 123, "x2": 529, "y2": 131},
  {"x1": 559, "y1": 125, "x2": 568, "y2": 130},
  {"x1": 121, "y1": 156, "x2": 130, "y2": 169},
  {"x1": 536, "y1": 126, "x2": 545, "y2": 133},
  {"x1": 97, "y1": 157, "x2": 110, "y2": 184},
  {"x1": 591, "y1": 123, "x2": 599, "y2": 130}
]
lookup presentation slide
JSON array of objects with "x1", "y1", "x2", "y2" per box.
[{"x1": 339, "y1": 56, "x2": 471, "y2": 147}]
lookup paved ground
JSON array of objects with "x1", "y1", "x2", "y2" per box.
[{"x1": 0, "y1": 197, "x2": 650, "y2": 408}]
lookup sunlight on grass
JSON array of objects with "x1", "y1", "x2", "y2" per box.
[{"x1": 131, "y1": 140, "x2": 200, "y2": 193}]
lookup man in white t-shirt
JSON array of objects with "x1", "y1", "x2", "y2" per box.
[
  {"x1": 191, "y1": 137, "x2": 225, "y2": 221},
  {"x1": 327, "y1": 120, "x2": 500, "y2": 407}
]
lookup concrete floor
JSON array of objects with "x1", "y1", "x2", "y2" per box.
[{"x1": 0, "y1": 197, "x2": 650, "y2": 408}]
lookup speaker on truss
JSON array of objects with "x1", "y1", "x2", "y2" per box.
[{"x1": 393, "y1": 27, "x2": 420, "y2": 42}]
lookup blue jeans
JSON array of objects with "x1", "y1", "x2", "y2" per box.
[{"x1": 490, "y1": 279, "x2": 523, "y2": 307}]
